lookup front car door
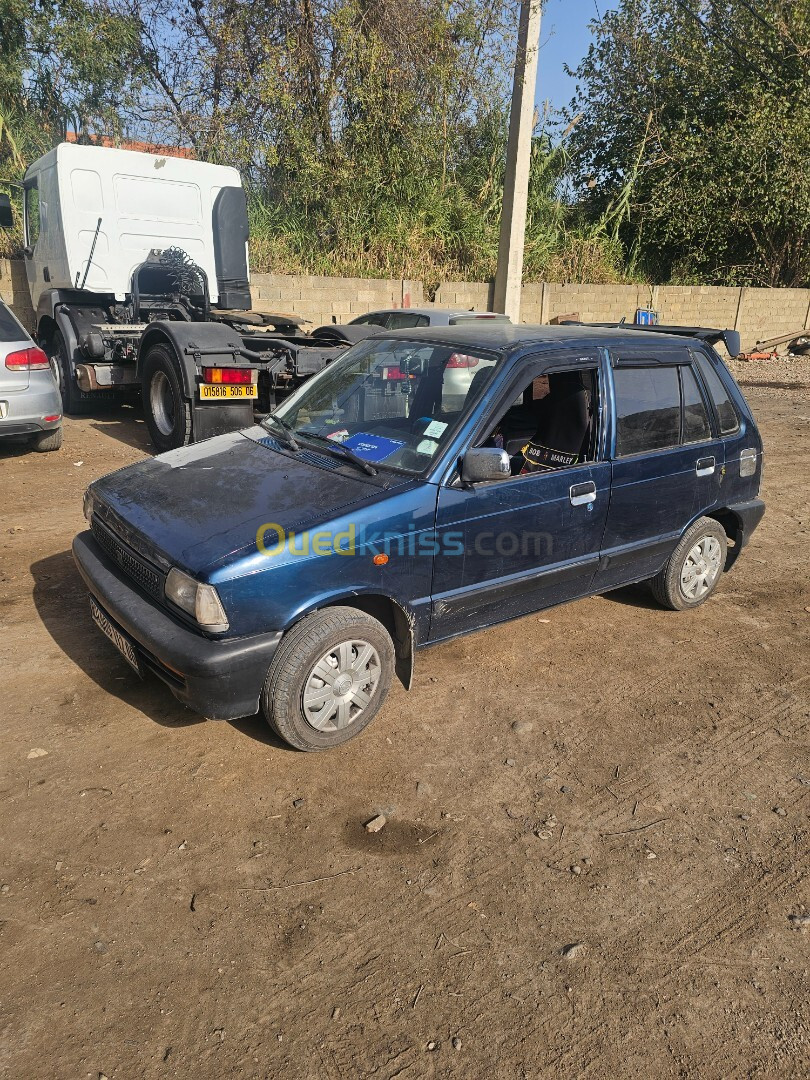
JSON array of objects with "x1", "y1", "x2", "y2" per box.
[{"x1": 429, "y1": 350, "x2": 611, "y2": 641}]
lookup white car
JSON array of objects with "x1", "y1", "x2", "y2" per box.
[{"x1": 0, "y1": 298, "x2": 62, "y2": 452}]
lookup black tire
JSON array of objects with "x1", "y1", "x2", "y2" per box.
[
  {"x1": 141, "y1": 344, "x2": 193, "y2": 453},
  {"x1": 650, "y1": 516, "x2": 728, "y2": 611},
  {"x1": 262, "y1": 607, "x2": 395, "y2": 751},
  {"x1": 31, "y1": 425, "x2": 63, "y2": 452},
  {"x1": 48, "y1": 329, "x2": 93, "y2": 415}
]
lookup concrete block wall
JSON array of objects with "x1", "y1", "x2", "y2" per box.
[
  {"x1": 2, "y1": 259, "x2": 809, "y2": 351},
  {"x1": 0, "y1": 260, "x2": 35, "y2": 332},
  {"x1": 736, "y1": 287, "x2": 810, "y2": 344},
  {"x1": 433, "y1": 281, "x2": 493, "y2": 311},
  {"x1": 249, "y1": 273, "x2": 412, "y2": 328}
]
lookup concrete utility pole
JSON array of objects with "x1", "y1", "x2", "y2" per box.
[{"x1": 493, "y1": 0, "x2": 542, "y2": 323}]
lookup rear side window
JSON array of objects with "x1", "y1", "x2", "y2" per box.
[
  {"x1": 693, "y1": 352, "x2": 739, "y2": 434},
  {"x1": 680, "y1": 365, "x2": 712, "y2": 443},
  {"x1": 0, "y1": 302, "x2": 27, "y2": 342},
  {"x1": 386, "y1": 312, "x2": 429, "y2": 329},
  {"x1": 614, "y1": 366, "x2": 681, "y2": 455}
]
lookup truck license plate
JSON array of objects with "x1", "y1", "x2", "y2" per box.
[
  {"x1": 199, "y1": 384, "x2": 257, "y2": 400},
  {"x1": 89, "y1": 598, "x2": 142, "y2": 676}
]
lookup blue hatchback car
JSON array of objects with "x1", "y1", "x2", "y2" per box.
[{"x1": 73, "y1": 324, "x2": 764, "y2": 750}]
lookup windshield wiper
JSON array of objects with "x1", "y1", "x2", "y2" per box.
[
  {"x1": 261, "y1": 413, "x2": 300, "y2": 451},
  {"x1": 301, "y1": 432, "x2": 378, "y2": 476}
]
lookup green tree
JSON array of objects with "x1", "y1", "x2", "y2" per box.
[{"x1": 568, "y1": 0, "x2": 810, "y2": 286}]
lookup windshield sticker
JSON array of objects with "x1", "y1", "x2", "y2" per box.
[
  {"x1": 343, "y1": 432, "x2": 405, "y2": 463},
  {"x1": 416, "y1": 438, "x2": 438, "y2": 454},
  {"x1": 423, "y1": 419, "x2": 448, "y2": 439}
]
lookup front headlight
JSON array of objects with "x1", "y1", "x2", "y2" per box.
[
  {"x1": 165, "y1": 568, "x2": 229, "y2": 633},
  {"x1": 83, "y1": 488, "x2": 95, "y2": 523}
]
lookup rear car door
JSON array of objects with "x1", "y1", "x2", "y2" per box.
[
  {"x1": 430, "y1": 351, "x2": 610, "y2": 640},
  {"x1": 595, "y1": 343, "x2": 722, "y2": 591}
]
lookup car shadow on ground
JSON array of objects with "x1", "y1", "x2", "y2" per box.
[
  {"x1": 89, "y1": 407, "x2": 153, "y2": 454},
  {"x1": 30, "y1": 548, "x2": 290, "y2": 750},
  {"x1": 598, "y1": 583, "x2": 661, "y2": 610},
  {"x1": 0, "y1": 436, "x2": 41, "y2": 457}
]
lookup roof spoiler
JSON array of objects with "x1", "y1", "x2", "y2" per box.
[{"x1": 562, "y1": 322, "x2": 741, "y2": 359}]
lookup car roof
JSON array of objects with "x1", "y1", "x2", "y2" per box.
[{"x1": 379, "y1": 322, "x2": 703, "y2": 354}]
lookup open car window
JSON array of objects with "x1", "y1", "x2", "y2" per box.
[
  {"x1": 272, "y1": 337, "x2": 501, "y2": 474},
  {"x1": 477, "y1": 365, "x2": 600, "y2": 477}
]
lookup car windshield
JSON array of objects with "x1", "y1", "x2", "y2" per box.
[{"x1": 270, "y1": 337, "x2": 501, "y2": 474}]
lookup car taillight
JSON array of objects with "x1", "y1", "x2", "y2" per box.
[
  {"x1": 203, "y1": 367, "x2": 254, "y2": 384},
  {"x1": 446, "y1": 353, "x2": 480, "y2": 369},
  {"x1": 5, "y1": 347, "x2": 50, "y2": 371}
]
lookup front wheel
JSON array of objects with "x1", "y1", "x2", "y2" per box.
[
  {"x1": 142, "y1": 344, "x2": 193, "y2": 453},
  {"x1": 261, "y1": 607, "x2": 395, "y2": 751},
  {"x1": 650, "y1": 516, "x2": 727, "y2": 610},
  {"x1": 48, "y1": 329, "x2": 92, "y2": 415}
]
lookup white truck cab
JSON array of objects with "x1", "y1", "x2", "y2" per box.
[{"x1": 23, "y1": 142, "x2": 250, "y2": 311}]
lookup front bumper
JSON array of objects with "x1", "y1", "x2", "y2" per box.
[{"x1": 73, "y1": 530, "x2": 282, "y2": 720}]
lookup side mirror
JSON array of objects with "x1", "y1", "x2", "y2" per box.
[
  {"x1": 461, "y1": 447, "x2": 511, "y2": 483},
  {"x1": 0, "y1": 194, "x2": 13, "y2": 230}
]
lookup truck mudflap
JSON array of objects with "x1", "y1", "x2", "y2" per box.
[{"x1": 192, "y1": 399, "x2": 255, "y2": 441}]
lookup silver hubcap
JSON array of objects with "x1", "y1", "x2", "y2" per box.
[
  {"x1": 150, "y1": 370, "x2": 175, "y2": 436},
  {"x1": 680, "y1": 535, "x2": 722, "y2": 600},
  {"x1": 302, "y1": 639, "x2": 381, "y2": 732}
]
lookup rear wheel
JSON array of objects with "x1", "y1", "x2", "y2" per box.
[
  {"x1": 142, "y1": 344, "x2": 193, "y2": 453},
  {"x1": 650, "y1": 516, "x2": 727, "y2": 610},
  {"x1": 31, "y1": 425, "x2": 63, "y2": 452},
  {"x1": 261, "y1": 607, "x2": 395, "y2": 751}
]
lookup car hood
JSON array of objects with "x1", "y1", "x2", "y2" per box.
[{"x1": 90, "y1": 427, "x2": 408, "y2": 575}]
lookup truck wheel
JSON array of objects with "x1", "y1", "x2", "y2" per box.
[
  {"x1": 261, "y1": 607, "x2": 395, "y2": 751},
  {"x1": 31, "y1": 426, "x2": 63, "y2": 452},
  {"x1": 142, "y1": 344, "x2": 193, "y2": 453},
  {"x1": 650, "y1": 517, "x2": 727, "y2": 611},
  {"x1": 49, "y1": 329, "x2": 92, "y2": 415}
]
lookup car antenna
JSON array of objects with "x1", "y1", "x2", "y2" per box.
[{"x1": 76, "y1": 217, "x2": 102, "y2": 289}]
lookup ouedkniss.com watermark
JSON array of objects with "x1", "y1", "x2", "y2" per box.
[{"x1": 255, "y1": 522, "x2": 553, "y2": 559}]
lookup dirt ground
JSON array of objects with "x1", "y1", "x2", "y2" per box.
[{"x1": 1, "y1": 360, "x2": 809, "y2": 1079}]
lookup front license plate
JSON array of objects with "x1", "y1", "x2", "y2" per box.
[
  {"x1": 199, "y1": 384, "x2": 257, "y2": 400},
  {"x1": 89, "y1": 598, "x2": 142, "y2": 676}
]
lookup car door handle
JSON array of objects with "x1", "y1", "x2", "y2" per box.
[
  {"x1": 696, "y1": 456, "x2": 716, "y2": 477},
  {"x1": 570, "y1": 481, "x2": 596, "y2": 506}
]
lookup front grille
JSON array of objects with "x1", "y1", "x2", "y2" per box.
[{"x1": 92, "y1": 517, "x2": 164, "y2": 601}]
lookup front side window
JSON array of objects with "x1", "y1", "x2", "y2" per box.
[
  {"x1": 478, "y1": 365, "x2": 599, "y2": 477},
  {"x1": 693, "y1": 351, "x2": 740, "y2": 434},
  {"x1": 272, "y1": 337, "x2": 500, "y2": 474},
  {"x1": 351, "y1": 313, "x2": 388, "y2": 327},
  {"x1": 614, "y1": 366, "x2": 681, "y2": 455},
  {"x1": 23, "y1": 180, "x2": 40, "y2": 249}
]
